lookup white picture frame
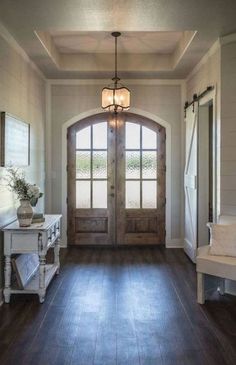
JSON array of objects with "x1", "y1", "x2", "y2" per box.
[{"x1": 0, "y1": 112, "x2": 30, "y2": 166}]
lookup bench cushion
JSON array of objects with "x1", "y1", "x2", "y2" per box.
[
  {"x1": 207, "y1": 223, "x2": 236, "y2": 257},
  {"x1": 197, "y1": 245, "x2": 236, "y2": 281}
]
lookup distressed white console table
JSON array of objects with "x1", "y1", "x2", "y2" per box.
[{"x1": 2, "y1": 214, "x2": 62, "y2": 303}]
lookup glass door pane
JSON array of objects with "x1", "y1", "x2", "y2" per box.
[
  {"x1": 76, "y1": 122, "x2": 108, "y2": 209},
  {"x1": 126, "y1": 181, "x2": 140, "y2": 208},
  {"x1": 125, "y1": 122, "x2": 157, "y2": 209}
]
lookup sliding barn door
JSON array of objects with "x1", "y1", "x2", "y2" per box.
[{"x1": 184, "y1": 103, "x2": 198, "y2": 262}]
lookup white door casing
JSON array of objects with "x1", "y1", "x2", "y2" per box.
[{"x1": 184, "y1": 103, "x2": 198, "y2": 262}]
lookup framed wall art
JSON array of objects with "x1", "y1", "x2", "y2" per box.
[{"x1": 0, "y1": 112, "x2": 30, "y2": 167}]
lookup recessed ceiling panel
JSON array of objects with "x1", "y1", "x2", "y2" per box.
[{"x1": 50, "y1": 31, "x2": 183, "y2": 54}]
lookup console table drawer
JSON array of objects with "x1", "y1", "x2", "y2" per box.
[{"x1": 11, "y1": 233, "x2": 39, "y2": 253}]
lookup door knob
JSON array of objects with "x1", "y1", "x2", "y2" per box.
[
  {"x1": 110, "y1": 185, "x2": 115, "y2": 189},
  {"x1": 110, "y1": 193, "x2": 115, "y2": 197}
]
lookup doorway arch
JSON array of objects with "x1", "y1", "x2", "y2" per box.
[{"x1": 61, "y1": 108, "x2": 172, "y2": 247}]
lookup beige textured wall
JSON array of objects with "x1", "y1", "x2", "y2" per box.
[
  {"x1": 0, "y1": 32, "x2": 46, "y2": 296},
  {"x1": 50, "y1": 83, "x2": 182, "y2": 241}
]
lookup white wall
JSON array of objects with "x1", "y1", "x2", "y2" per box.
[
  {"x1": 186, "y1": 43, "x2": 221, "y2": 101},
  {"x1": 186, "y1": 42, "x2": 221, "y2": 219},
  {"x1": 221, "y1": 40, "x2": 236, "y2": 216},
  {"x1": 186, "y1": 37, "x2": 236, "y2": 296},
  {"x1": 48, "y1": 81, "x2": 184, "y2": 246},
  {"x1": 0, "y1": 30, "x2": 46, "y2": 223},
  {"x1": 0, "y1": 25, "x2": 46, "y2": 300},
  {"x1": 186, "y1": 37, "x2": 236, "y2": 218},
  {"x1": 220, "y1": 38, "x2": 236, "y2": 295}
]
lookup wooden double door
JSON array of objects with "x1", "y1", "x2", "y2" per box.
[{"x1": 67, "y1": 112, "x2": 166, "y2": 246}]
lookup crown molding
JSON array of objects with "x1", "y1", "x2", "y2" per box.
[
  {"x1": 0, "y1": 21, "x2": 46, "y2": 81},
  {"x1": 47, "y1": 78, "x2": 185, "y2": 86},
  {"x1": 220, "y1": 32, "x2": 236, "y2": 46},
  {"x1": 172, "y1": 31, "x2": 197, "y2": 69},
  {"x1": 36, "y1": 31, "x2": 196, "y2": 73}
]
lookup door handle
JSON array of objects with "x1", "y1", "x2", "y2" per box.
[
  {"x1": 110, "y1": 193, "x2": 115, "y2": 197},
  {"x1": 110, "y1": 185, "x2": 115, "y2": 189}
]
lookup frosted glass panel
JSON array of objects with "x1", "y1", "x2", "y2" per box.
[
  {"x1": 126, "y1": 181, "x2": 140, "y2": 208},
  {"x1": 76, "y1": 181, "x2": 91, "y2": 208},
  {"x1": 126, "y1": 122, "x2": 140, "y2": 149},
  {"x1": 126, "y1": 151, "x2": 140, "y2": 178},
  {"x1": 76, "y1": 126, "x2": 91, "y2": 149},
  {"x1": 93, "y1": 181, "x2": 107, "y2": 208},
  {"x1": 93, "y1": 151, "x2": 107, "y2": 178},
  {"x1": 142, "y1": 152, "x2": 157, "y2": 179},
  {"x1": 76, "y1": 151, "x2": 91, "y2": 178},
  {"x1": 142, "y1": 126, "x2": 157, "y2": 149},
  {"x1": 142, "y1": 181, "x2": 157, "y2": 208},
  {"x1": 93, "y1": 123, "x2": 107, "y2": 149}
]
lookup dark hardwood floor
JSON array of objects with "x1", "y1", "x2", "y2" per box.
[{"x1": 0, "y1": 246, "x2": 236, "y2": 365}]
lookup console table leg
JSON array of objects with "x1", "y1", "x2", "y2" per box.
[
  {"x1": 54, "y1": 237, "x2": 60, "y2": 274},
  {"x1": 197, "y1": 272, "x2": 205, "y2": 304},
  {"x1": 4, "y1": 255, "x2": 11, "y2": 303},
  {"x1": 39, "y1": 254, "x2": 46, "y2": 304},
  {"x1": 218, "y1": 278, "x2": 225, "y2": 295}
]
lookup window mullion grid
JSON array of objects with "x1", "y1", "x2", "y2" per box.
[{"x1": 76, "y1": 148, "x2": 107, "y2": 152}]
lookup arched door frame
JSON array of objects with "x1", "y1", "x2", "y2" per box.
[{"x1": 61, "y1": 107, "x2": 172, "y2": 247}]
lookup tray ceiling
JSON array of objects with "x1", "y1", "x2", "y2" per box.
[{"x1": 0, "y1": 0, "x2": 236, "y2": 79}]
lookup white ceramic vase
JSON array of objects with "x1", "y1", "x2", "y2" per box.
[{"x1": 17, "y1": 199, "x2": 33, "y2": 227}]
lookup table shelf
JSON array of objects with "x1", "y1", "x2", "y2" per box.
[{"x1": 11, "y1": 264, "x2": 59, "y2": 294}]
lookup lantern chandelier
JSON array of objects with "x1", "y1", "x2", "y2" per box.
[{"x1": 102, "y1": 32, "x2": 131, "y2": 113}]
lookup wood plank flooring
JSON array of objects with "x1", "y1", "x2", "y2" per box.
[{"x1": 0, "y1": 246, "x2": 236, "y2": 365}]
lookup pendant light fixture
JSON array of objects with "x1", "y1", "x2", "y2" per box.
[{"x1": 102, "y1": 32, "x2": 130, "y2": 113}]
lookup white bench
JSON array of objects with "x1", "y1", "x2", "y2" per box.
[{"x1": 196, "y1": 215, "x2": 236, "y2": 304}]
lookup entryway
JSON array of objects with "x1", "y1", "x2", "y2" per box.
[{"x1": 67, "y1": 112, "x2": 166, "y2": 245}]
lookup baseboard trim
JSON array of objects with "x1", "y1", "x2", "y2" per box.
[
  {"x1": 166, "y1": 239, "x2": 184, "y2": 248},
  {"x1": 184, "y1": 239, "x2": 196, "y2": 263},
  {"x1": 60, "y1": 244, "x2": 67, "y2": 248},
  {"x1": 61, "y1": 241, "x2": 184, "y2": 249},
  {"x1": 0, "y1": 288, "x2": 3, "y2": 306}
]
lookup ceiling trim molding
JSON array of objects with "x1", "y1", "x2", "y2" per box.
[
  {"x1": 0, "y1": 21, "x2": 46, "y2": 80},
  {"x1": 172, "y1": 31, "x2": 197, "y2": 69},
  {"x1": 35, "y1": 31, "x2": 61, "y2": 68},
  {"x1": 220, "y1": 32, "x2": 236, "y2": 46},
  {"x1": 47, "y1": 78, "x2": 185, "y2": 86},
  {"x1": 186, "y1": 39, "x2": 220, "y2": 82},
  {"x1": 37, "y1": 31, "x2": 196, "y2": 73}
]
